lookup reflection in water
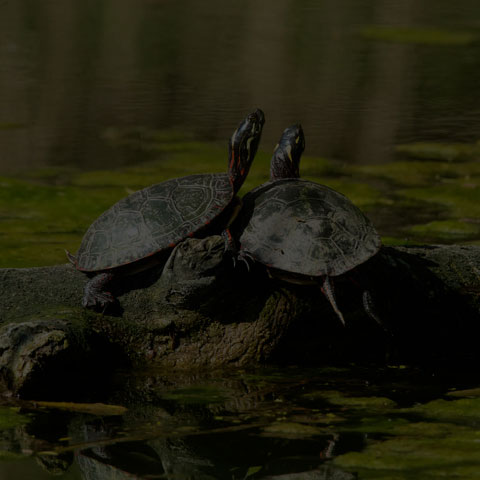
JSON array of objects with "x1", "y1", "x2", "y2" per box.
[
  {"x1": 1, "y1": 366, "x2": 479, "y2": 479},
  {"x1": 0, "y1": 368, "x2": 362, "y2": 479},
  {"x1": 1, "y1": 0, "x2": 480, "y2": 174}
]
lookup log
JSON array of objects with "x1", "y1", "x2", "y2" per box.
[{"x1": 1, "y1": 236, "x2": 480, "y2": 396}]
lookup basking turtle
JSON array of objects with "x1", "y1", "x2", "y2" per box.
[
  {"x1": 234, "y1": 124, "x2": 381, "y2": 325},
  {"x1": 68, "y1": 109, "x2": 265, "y2": 308}
]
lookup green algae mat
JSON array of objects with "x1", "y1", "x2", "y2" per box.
[{"x1": 1, "y1": 127, "x2": 480, "y2": 268}]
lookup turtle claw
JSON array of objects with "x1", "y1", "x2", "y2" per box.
[
  {"x1": 82, "y1": 291, "x2": 115, "y2": 310},
  {"x1": 237, "y1": 250, "x2": 255, "y2": 272},
  {"x1": 239, "y1": 256, "x2": 250, "y2": 272}
]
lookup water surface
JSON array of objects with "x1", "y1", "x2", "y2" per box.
[{"x1": 2, "y1": 0, "x2": 480, "y2": 173}]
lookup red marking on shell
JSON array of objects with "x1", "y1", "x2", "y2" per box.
[
  {"x1": 188, "y1": 232, "x2": 194, "y2": 237},
  {"x1": 168, "y1": 242, "x2": 176, "y2": 248}
]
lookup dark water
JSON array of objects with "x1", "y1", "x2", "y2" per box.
[
  {"x1": 1, "y1": 366, "x2": 480, "y2": 480},
  {"x1": 2, "y1": 0, "x2": 480, "y2": 174}
]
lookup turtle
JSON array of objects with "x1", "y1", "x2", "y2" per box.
[
  {"x1": 67, "y1": 109, "x2": 265, "y2": 308},
  {"x1": 233, "y1": 123, "x2": 382, "y2": 325}
]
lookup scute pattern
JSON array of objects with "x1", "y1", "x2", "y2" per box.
[
  {"x1": 239, "y1": 179, "x2": 381, "y2": 277},
  {"x1": 76, "y1": 173, "x2": 233, "y2": 271}
]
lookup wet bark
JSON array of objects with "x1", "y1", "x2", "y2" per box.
[{"x1": 1, "y1": 236, "x2": 480, "y2": 396}]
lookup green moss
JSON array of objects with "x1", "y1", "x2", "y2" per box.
[
  {"x1": 304, "y1": 390, "x2": 397, "y2": 411},
  {"x1": 317, "y1": 180, "x2": 383, "y2": 209},
  {"x1": 2, "y1": 129, "x2": 480, "y2": 267},
  {"x1": 355, "y1": 160, "x2": 472, "y2": 188},
  {"x1": 35, "y1": 401, "x2": 127, "y2": 416},
  {"x1": 407, "y1": 397, "x2": 480, "y2": 423},
  {"x1": 0, "y1": 176, "x2": 130, "y2": 267},
  {"x1": 338, "y1": 416, "x2": 410, "y2": 434},
  {"x1": 0, "y1": 134, "x2": 249, "y2": 267},
  {"x1": 335, "y1": 424, "x2": 480, "y2": 478},
  {"x1": 160, "y1": 385, "x2": 228, "y2": 405},
  {"x1": 261, "y1": 421, "x2": 326, "y2": 438},
  {"x1": 333, "y1": 395, "x2": 480, "y2": 477},
  {"x1": 447, "y1": 387, "x2": 480, "y2": 398},
  {"x1": 0, "y1": 407, "x2": 30, "y2": 430},
  {"x1": 297, "y1": 155, "x2": 343, "y2": 178},
  {"x1": 396, "y1": 141, "x2": 480, "y2": 162},
  {"x1": 399, "y1": 183, "x2": 480, "y2": 219},
  {"x1": 409, "y1": 220, "x2": 480, "y2": 242},
  {"x1": 0, "y1": 451, "x2": 26, "y2": 461},
  {"x1": 360, "y1": 26, "x2": 478, "y2": 46}
]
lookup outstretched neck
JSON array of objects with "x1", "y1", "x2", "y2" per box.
[
  {"x1": 227, "y1": 108, "x2": 264, "y2": 193},
  {"x1": 269, "y1": 124, "x2": 304, "y2": 181},
  {"x1": 270, "y1": 147, "x2": 300, "y2": 181},
  {"x1": 228, "y1": 141, "x2": 251, "y2": 193}
]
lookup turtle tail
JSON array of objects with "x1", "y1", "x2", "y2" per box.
[{"x1": 65, "y1": 250, "x2": 77, "y2": 266}]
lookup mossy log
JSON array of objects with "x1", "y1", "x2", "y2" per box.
[{"x1": 1, "y1": 236, "x2": 480, "y2": 396}]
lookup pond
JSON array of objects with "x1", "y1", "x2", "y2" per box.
[
  {"x1": 1, "y1": 366, "x2": 480, "y2": 479},
  {"x1": 1, "y1": 0, "x2": 480, "y2": 478}
]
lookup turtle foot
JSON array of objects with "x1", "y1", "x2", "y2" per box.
[{"x1": 82, "y1": 290, "x2": 115, "y2": 309}]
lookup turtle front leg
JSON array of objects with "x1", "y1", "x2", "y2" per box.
[
  {"x1": 82, "y1": 272, "x2": 115, "y2": 309},
  {"x1": 221, "y1": 228, "x2": 254, "y2": 271}
]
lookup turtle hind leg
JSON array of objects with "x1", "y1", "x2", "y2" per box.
[
  {"x1": 83, "y1": 272, "x2": 116, "y2": 309},
  {"x1": 362, "y1": 290, "x2": 392, "y2": 335},
  {"x1": 320, "y1": 276, "x2": 346, "y2": 326}
]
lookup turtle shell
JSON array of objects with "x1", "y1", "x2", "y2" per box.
[
  {"x1": 75, "y1": 173, "x2": 233, "y2": 272},
  {"x1": 237, "y1": 178, "x2": 381, "y2": 277}
]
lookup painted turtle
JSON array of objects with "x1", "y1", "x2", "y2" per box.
[
  {"x1": 68, "y1": 109, "x2": 265, "y2": 308},
  {"x1": 234, "y1": 124, "x2": 381, "y2": 325}
]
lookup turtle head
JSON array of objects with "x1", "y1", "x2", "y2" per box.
[
  {"x1": 270, "y1": 124, "x2": 305, "y2": 181},
  {"x1": 228, "y1": 109, "x2": 265, "y2": 192}
]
